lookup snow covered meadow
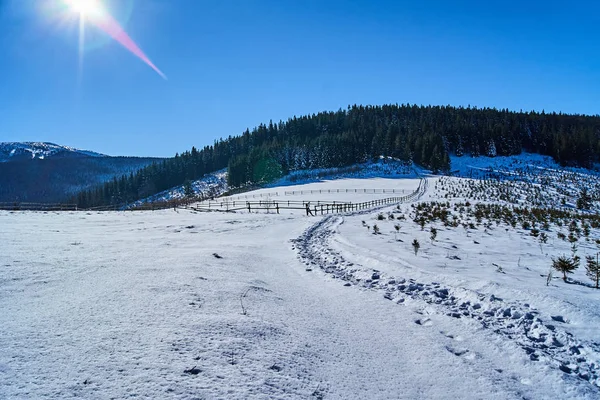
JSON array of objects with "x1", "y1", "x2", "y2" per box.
[{"x1": 2, "y1": 154, "x2": 600, "y2": 399}]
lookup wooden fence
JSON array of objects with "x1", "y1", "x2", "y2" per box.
[
  {"x1": 0, "y1": 202, "x2": 78, "y2": 211},
  {"x1": 188, "y1": 179, "x2": 427, "y2": 215},
  {"x1": 0, "y1": 179, "x2": 426, "y2": 214}
]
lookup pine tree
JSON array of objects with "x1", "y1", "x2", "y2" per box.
[
  {"x1": 430, "y1": 227, "x2": 438, "y2": 242},
  {"x1": 586, "y1": 254, "x2": 600, "y2": 289},
  {"x1": 552, "y1": 255, "x2": 579, "y2": 282},
  {"x1": 183, "y1": 180, "x2": 193, "y2": 197},
  {"x1": 412, "y1": 239, "x2": 421, "y2": 256},
  {"x1": 576, "y1": 187, "x2": 592, "y2": 210}
]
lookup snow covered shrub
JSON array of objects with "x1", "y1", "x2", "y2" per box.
[{"x1": 372, "y1": 224, "x2": 380, "y2": 234}]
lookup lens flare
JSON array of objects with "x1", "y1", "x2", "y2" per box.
[
  {"x1": 65, "y1": 0, "x2": 102, "y2": 16},
  {"x1": 63, "y1": 0, "x2": 166, "y2": 79}
]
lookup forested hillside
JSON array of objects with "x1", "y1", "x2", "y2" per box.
[
  {"x1": 76, "y1": 104, "x2": 600, "y2": 208},
  {"x1": 0, "y1": 156, "x2": 159, "y2": 203}
]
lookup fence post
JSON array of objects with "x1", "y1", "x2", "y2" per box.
[
  {"x1": 276, "y1": 203, "x2": 279, "y2": 214},
  {"x1": 247, "y1": 202, "x2": 251, "y2": 213}
]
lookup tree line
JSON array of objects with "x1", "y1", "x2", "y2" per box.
[{"x1": 75, "y1": 104, "x2": 600, "y2": 208}]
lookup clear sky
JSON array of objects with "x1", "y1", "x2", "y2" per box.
[{"x1": 0, "y1": 0, "x2": 598, "y2": 157}]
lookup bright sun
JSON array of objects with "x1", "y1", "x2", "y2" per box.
[{"x1": 64, "y1": 0, "x2": 103, "y2": 16}]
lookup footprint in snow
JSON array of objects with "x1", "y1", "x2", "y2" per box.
[
  {"x1": 415, "y1": 318, "x2": 433, "y2": 327},
  {"x1": 446, "y1": 345, "x2": 469, "y2": 357}
]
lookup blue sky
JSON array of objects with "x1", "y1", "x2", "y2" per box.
[{"x1": 0, "y1": 0, "x2": 598, "y2": 157}]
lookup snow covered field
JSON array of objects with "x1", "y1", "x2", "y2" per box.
[{"x1": 2, "y1": 156, "x2": 600, "y2": 399}]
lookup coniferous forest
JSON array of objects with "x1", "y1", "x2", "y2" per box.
[{"x1": 75, "y1": 104, "x2": 600, "y2": 208}]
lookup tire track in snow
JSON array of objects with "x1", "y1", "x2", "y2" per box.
[{"x1": 292, "y1": 210, "x2": 600, "y2": 394}]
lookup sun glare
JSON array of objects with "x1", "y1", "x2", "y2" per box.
[
  {"x1": 52, "y1": 0, "x2": 167, "y2": 79},
  {"x1": 64, "y1": 0, "x2": 103, "y2": 17}
]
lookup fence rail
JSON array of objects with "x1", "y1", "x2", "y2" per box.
[
  {"x1": 0, "y1": 202, "x2": 78, "y2": 211},
  {"x1": 210, "y1": 187, "x2": 408, "y2": 202},
  {"x1": 283, "y1": 188, "x2": 406, "y2": 196}
]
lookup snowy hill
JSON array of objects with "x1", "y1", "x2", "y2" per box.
[{"x1": 0, "y1": 142, "x2": 105, "y2": 162}]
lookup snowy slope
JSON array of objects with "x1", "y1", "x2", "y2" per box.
[
  {"x1": 1, "y1": 209, "x2": 586, "y2": 399},
  {"x1": 2, "y1": 155, "x2": 600, "y2": 398},
  {"x1": 0, "y1": 142, "x2": 105, "y2": 162},
  {"x1": 130, "y1": 169, "x2": 228, "y2": 208},
  {"x1": 268, "y1": 157, "x2": 416, "y2": 187},
  {"x1": 446, "y1": 153, "x2": 600, "y2": 211},
  {"x1": 142, "y1": 158, "x2": 414, "y2": 206}
]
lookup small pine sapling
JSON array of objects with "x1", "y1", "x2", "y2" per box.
[
  {"x1": 583, "y1": 224, "x2": 591, "y2": 237},
  {"x1": 372, "y1": 224, "x2": 380, "y2": 235},
  {"x1": 546, "y1": 268, "x2": 553, "y2": 286},
  {"x1": 539, "y1": 232, "x2": 548, "y2": 253},
  {"x1": 568, "y1": 233, "x2": 578, "y2": 244},
  {"x1": 412, "y1": 239, "x2": 420, "y2": 256},
  {"x1": 552, "y1": 255, "x2": 580, "y2": 282},
  {"x1": 542, "y1": 221, "x2": 550, "y2": 231},
  {"x1": 430, "y1": 227, "x2": 438, "y2": 243},
  {"x1": 586, "y1": 254, "x2": 600, "y2": 289}
]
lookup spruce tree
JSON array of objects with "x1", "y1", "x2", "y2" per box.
[
  {"x1": 412, "y1": 239, "x2": 421, "y2": 256},
  {"x1": 586, "y1": 254, "x2": 600, "y2": 289},
  {"x1": 577, "y1": 187, "x2": 592, "y2": 210},
  {"x1": 552, "y1": 255, "x2": 579, "y2": 282}
]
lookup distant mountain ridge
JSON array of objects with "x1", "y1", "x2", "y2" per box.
[
  {"x1": 0, "y1": 142, "x2": 163, "y2": 203},
  {"x1": 0, "y1": 142, "x2": 105, "y2": 162}
]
